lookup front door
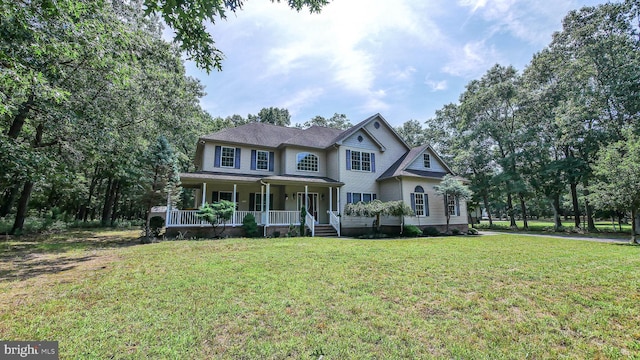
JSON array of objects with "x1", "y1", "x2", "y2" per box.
[{"x1": 297, "y1": 192, "x2": 318, "y2": 222}]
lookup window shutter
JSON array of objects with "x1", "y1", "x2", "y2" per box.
[
  {"x1": 410, "y1": 193, "x2": 416, "y2": 212},
  {"x1": 444, "y1": 194, "x2": 448, "y2": 215},
  {"x1": 235, "y1": 148, "x2": 241, "y2": 169},
  {"x1": 456, "y1": 198, "x2": 460, "y2": 216},
  {"x1": 269, "y1": 194, "x2": 274, "y2": 208},
  {"x1": 347, "y1": 192, "x2": 352, "y2": 203},
  {"x1": 214, "y1": 146, "x2": 221, "y2": 167},
  {"x1": 370, "y1": 153, "x2": 375, "y2": 172},
  {"x1": 249, "y1": 193, "x2": 255, "y2": 210},
  {"x1": 372, "y1": 193, "x2": 377, "y2": 200},
  {"x1": 250, "y1": 150, "x2": 257, "y2": 170},
  {"x1": 212, "y1": 191, "x2": 219, "y2": 203},
  {"x1": 425, "y1": 195, "x2": 429, "y2": 216},
  {"x1": 269, "y1": 152, "x2": 275, "y2": 171},
  {"x1": 346, "y1": 150, "x2": 351, "y2": 170}
]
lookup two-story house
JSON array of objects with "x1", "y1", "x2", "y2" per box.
[{"x1": 166, "y1": 113, "x2": 468, "y2": 237}]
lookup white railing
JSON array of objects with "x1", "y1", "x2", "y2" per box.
[
  {"x1": 306, "y1": 212, "x2": 315, "y2": 237},
  {"x1": 269, "y1": 211, "x2": 300, "y2": 225},
  {"x1": 329, "y1": 211, "x2": 340, "y2": 237},
  {"x1": 167, "y1": 210, "x2": 208, "y2": 227},
  {"x1": 234, "y1": 211, "x2": 263, "y2": 225},
  {"x1": 167, "y1": 210, "x2": 303, "y2": 227}
]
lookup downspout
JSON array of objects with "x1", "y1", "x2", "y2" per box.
[{"x1": 396, "y1": 176, "x2": 404, "y2": 233}]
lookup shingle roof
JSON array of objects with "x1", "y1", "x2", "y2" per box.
[
  {"x1": 377, "y1": 145, "x2": 452, "y2": 181},
  {"x1": 179, "y1": 171, "x2": 342, "y2": 186},
  {"x1": 199, "y1": 122, "x2": 345, "y2": 149},
  {"x1": 199, "y1": 122, "x2": 304, "y2": 148}
]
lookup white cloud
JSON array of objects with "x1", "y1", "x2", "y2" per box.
[
  {"x1": 390, "y1": 66, "x2": 417, "y2": 81},
  {"x1": 425, "y1": 78, "x2": 448, "y2": 92},
  {"x1": 280, "y1": 87, "x2": 326, "y2": 116},
  {"x1": 442, "y1": 41, "x2": 502, "y2": 77}
]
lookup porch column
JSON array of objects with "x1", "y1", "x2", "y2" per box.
[
  {"x1": 165, "y1": 193, "x2": 171, "y2": 227},
  {"x1": 265, "y1": 183, "x2": 271, "y2": 237},
  {"x1": 201, "y1": 183, "x2": 207, "y2": 207},
  {"x1": 329, "y1": 187, "x2": 333, "y2": 213},
  {"x1": 232, "y1": 183, "x2": 237, "y2": 226},
  {"x1": 304, "y1": 185, "x2": 309, "y2": 216},
  {"x1": 337, "y1": 188, "x2": 340, "y2": 214}
]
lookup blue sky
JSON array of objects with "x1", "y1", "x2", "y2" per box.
[{"x1": 181, "y1": 0, "x2": 608, "y2": 128}]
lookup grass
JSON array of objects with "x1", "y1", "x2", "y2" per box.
[
  {"x1": 477, "y1": 219, "x2": 633, "y2": 239},
  {"x1": 1, "y1": 230, "x2": 639, "y2": 359}
]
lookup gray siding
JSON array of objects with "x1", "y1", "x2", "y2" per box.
[{"x1": 406, "y1": 149, "x2": 446, "y2": 172}]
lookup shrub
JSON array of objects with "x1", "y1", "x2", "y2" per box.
[
  {"x1": 467, "y1": 228, "x2": 479, "y2": 235},
  {"x1": 287, "y1": 224, "x2": 298, "y2": 237},
  {"x1": 149, "y1": 216, "x2": 165, "y2": 237},
  {"x1": 272, "y1": 231, "x2": 280, "y2": 238},
  {"x1": 242, "y1": 213, "x2": 259, "y2": 237},
  {"x1": 299, "y1": 207, "x2": 307, "y2": 236},
  {"x1": 451, "y1": 228, "x2": 462, "y2": 235},
  {"x1": 422, "y1": 226, "x2": 440, "y2": 237},
  {"x1": 403, "y1": 225, "x2": 422, "y2": 237}
]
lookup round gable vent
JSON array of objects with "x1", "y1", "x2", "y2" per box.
[
  {"x1": 357, "y1": 135, "x2": 363, "y2": 142},
  {"x1": 374, "y1": 121, "x2": 380, "y2": 129}
]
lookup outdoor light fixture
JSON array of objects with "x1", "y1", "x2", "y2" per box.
[{"x1": 285, "y1": 194, "x2": 289, "y2": 200}]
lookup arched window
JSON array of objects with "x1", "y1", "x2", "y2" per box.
[
  {"x1": 411, "y1": 186, "x2": 428, "y2": 217},
  {"x1": 297, "y1": 152, "x2": 318, "y2": 172}
]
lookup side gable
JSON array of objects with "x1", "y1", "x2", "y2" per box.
[
  {"x1": 406, "y1": 146, "x2": 448, "y2": 173},
  {"x1": 377, "y1": 145, "x2": 454, "y2": 181},
  {"x1": 332, "y1": 113, "x2": 409, "y2": 152}
]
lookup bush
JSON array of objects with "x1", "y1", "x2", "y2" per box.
[
  {"x1": 272, "y1": 231, "x2": 280, "y2": 238},
  {"x1": 403, "y1": 225, "x2": 422, "y2": 237},
  {"x1": 287, "y1": 224, "x2": 298, "y2": 237},
  {"x1": 451, "y1": 228, "x2": 462, "y2": 235},
  {"x1": 422, "y1": 226, "x2": 441, "y2": 237},
  {"x1": 242, "y1": 213, "x2": 259, "y2": 237},
  {"x1": 467, "y1": 228, "x2": 479, "y2": 235},
  {"x1": 149, "y1": 216, "x2": 165, "y2": 237}
]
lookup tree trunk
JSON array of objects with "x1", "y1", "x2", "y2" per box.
[
  {"x1": 519, "y1": 193, "x2": 528, "y2": 230},
  {"x1": 551, "y1": 194, "x2": 563, "y2": 231},
  {"x1": 631, "y1": 207, "x2": 638, "y2": 244},
  {"x1": 110, "y1": 181, "x2": 121, "y2": 226},
  {"x1": 101, "y1": 177, "x2": 115, "y2": 226},
  {"x1": 506, "y1": 192, "x2": 517, "y2": 228},
  {"x1": 582, "y1": 181, "x2": 596, "y2": 231},
  {"x1": 10, "y1": 181, "x2": 34, "y2": 234},
  {"x1": 570, "y1": 182, "x2": 581, "y2": 228},
  {"x1": 482, "y1": 195, "x2": 493, "y2": 226},
  {"x1": 6, "y1": 94, "x2": 34, "y2": 139},
  {"x1": 0, "y1": 185, "x2": 20, "y2": 217}
]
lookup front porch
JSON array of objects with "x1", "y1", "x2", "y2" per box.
[{"x1": 166, "y1": 172, "x2": 343, "y2": 237}]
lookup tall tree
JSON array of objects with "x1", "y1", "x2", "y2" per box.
[
  {"x1": 433, "y1": 175, "x2": 473, "y2": 234},
  {"x1": 298, "y1": 113, "x2": 352, "y2": 130}
]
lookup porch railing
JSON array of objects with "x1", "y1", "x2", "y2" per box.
[
  {"x1": 305, "y1": 212, "x2": 315, "y2": 237},
  {"x1": 329, "y1": 211, "x2": 340, "y2": 237},
  {"x1": 167, "y1": 209, "x2": 303, "y2": 227},
  {"x1": 269, "y1": 211, "x2": 300, "y2": 225},
  {"x1": 234, "y1": 211, "x2": 263, "y2": 225},
  {"x1": 167, "y1": 210, "x2": 208, "y2": 227}
]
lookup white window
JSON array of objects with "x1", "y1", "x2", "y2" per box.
[
  {"x1": 257, "y1": 150, "x2": 269, "y2": 170},
  {"x1": 412, "y1": 186, "x2": 429, "y2": 217},
  {"x1": 221, "y1": 147, "x2": 236, "y2": 168},
  {"x1": 347, "y1": 192, "x2": 376, "y2": 203},
  {"x1": 297, "y1": 152, "x2": 318, "y2": 172},
  {"x1": 351, "y1": 151, "x2": 371, "y2": 172},
  {"x1": 423, "y1": 153, "x2": 431, "y2": 168},
  {"x1": 448, "y1": 196, "x2": 459, "y2": 216}
]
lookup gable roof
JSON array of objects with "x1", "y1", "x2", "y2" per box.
[
  {"x1": 331, "y1": 113, "x2": 410, "y2": 150},
  {"x1": 197, "y1": 113, "x2": 411, "y2": 151},
  {"x1": 377, "y1": 144, "x2": 455, "y2": 181}
]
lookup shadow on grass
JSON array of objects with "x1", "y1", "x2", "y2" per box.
[{"x1": 0, "y1": 229, "x2": 140, "y2": 281}]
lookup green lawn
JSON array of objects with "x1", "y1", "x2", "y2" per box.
[
  {"x1": 1, "y1": 230, "x2": 639, "y2": 359},
  {"x1": 478, "y1": 219, "x2": 632, "y2": 237}
]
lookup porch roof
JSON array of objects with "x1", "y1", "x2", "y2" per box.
[{"x1": 179, "y1": 171, "x2": 343, "y2": 187}]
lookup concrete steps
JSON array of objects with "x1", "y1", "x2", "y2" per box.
[{"x1": 314, "y1": 224, "x2": 339, "y2": 237}]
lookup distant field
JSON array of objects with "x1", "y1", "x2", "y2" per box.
[{"x1": 1, "y1": 230, "x2": 639, "y2": 358}]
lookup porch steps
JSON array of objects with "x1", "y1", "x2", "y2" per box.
[{"x1": 314, "y1": 224, "x2": 339, "y2": 237}]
